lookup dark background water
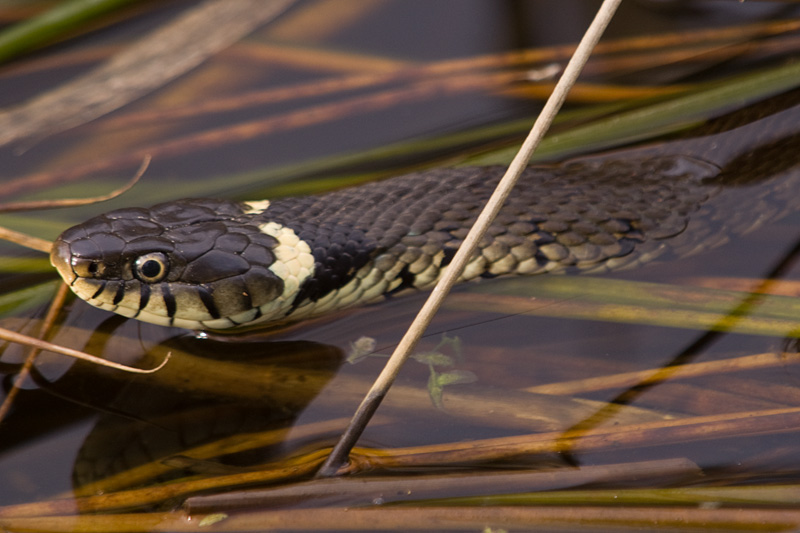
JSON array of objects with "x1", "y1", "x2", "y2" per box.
[{"x1": 1, "y1": 0, "x2": 800, "y2": 521}]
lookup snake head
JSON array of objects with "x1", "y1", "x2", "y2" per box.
[{"x1": 50, "y1": 199, "x2": 311, "y2": 330}]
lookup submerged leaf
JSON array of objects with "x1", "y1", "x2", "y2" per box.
[
  {"x1": 347, "y1": 335, "x2": 378, "y2": 363},
  {"x1": 428, "y1": 366, "x2": 479, "y2": 409},
  {"x1": 198, "y1": 513, "x2": 229, "y2": 527}
]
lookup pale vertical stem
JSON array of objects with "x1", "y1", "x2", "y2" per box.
[{"x1": 317, "y1": 0, "x2": 624, "y2": 477}]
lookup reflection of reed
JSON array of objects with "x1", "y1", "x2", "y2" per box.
[
  {"x1": 3, "y1": 17, "x2": 800, "y2": 197},
  {"x1": 65, "y1": 328, "x2": 672, "y2": 495}
]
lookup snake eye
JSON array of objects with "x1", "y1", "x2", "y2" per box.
[{"x1": 134, "y1": 252, "x2": 169, "y2": 283}]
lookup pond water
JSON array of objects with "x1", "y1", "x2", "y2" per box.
[{"x1": 1, "y1": 1, "x2": 800, "y2": 531}]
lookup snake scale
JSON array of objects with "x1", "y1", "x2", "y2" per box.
[{"x1": 50, "y1": 92, "x2": 800, "y2": 331}]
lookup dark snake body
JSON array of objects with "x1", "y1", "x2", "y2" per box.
[{"x1": 50, "y1": 92, "x2": 800, "y2": 330}]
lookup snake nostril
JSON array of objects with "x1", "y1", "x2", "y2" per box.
[
  {"x1": 52, "y1": 245, "x2": 105, "y2": 279},
  {"x1": 69, "y1": 259, "x2": 104, "y2": 279},
  {"x1": 87, "y1": 261, "x2": 104, "y2": 277}
]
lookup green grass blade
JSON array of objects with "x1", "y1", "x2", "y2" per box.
[
  {"x1": 0, "y1": 280, "x2": 59, "y2": 318},
  {"x1": 438, "y1": 484, "x2": 800, "y2": 507},
  {"x1": 458, "y1": 276, "x2": 800, "y2": 337},
  {"x1": 195, "y1": 61, "x2": 800, "y2": 201},
  {"x1": 0, "y1": 0, "x2": 139, "y2": 64},
  {"x1": 475, "y1": 60, "x2": 800, "y2": 165}
]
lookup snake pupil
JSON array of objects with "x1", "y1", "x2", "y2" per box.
[{"x1": 140, "y1": 260, "x2": 161, "y2": 278}]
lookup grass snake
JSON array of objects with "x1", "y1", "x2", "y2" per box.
[{"x1": 50, "y1": 91, "x2": 800, "y2": 331}]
